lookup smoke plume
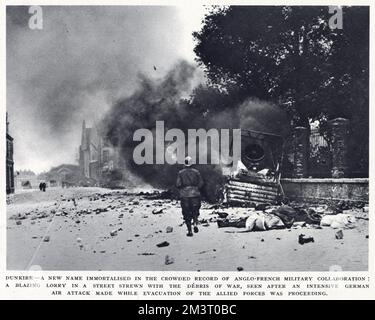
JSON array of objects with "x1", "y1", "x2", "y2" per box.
[
  {"x1": 102, "y1": 61, "x2": 291, "y2": 201},
  {"x1": 6, "y1": 6, "x2": 198, "y2": 172}
]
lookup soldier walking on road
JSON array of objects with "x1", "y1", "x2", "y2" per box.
[{"x1": 176, "y1": 156, "x2": 204, "y2": 237}]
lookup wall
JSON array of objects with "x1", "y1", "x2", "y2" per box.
[{"x1": 281, "y1": 178, "x2": 369, "y2": 203}]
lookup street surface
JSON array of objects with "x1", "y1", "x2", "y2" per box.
[{"x1": 7, "y1": 187, "x2": 368, "y2": 271}]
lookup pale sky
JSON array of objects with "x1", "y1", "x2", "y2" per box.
[{"x1": 7, "y1": 5, "x2": 209, "y2": 173}]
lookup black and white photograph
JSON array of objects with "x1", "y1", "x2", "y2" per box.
[{"x1": 5, "y1": 4, "x2": 369, "y2": 273}]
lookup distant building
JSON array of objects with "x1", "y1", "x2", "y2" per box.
[
  {"x1": 6, "y1": 114, "x2": 14, "y2": 194},
  {"x1": 15, "y1": 170, "x2": 38, "y2": 190},
  {"x1": 79, "y1": 120, "x2": 101, "y2": 182},
  {"x1": 39, "y1": 164, "x2": 82, "y2": 187},
  {"x1": 78, "y1": 120, "x2": 125, "y2": 186}
]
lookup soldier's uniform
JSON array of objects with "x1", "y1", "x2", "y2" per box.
[{"x1": 176, "y1": 164, "x2": 204, "y2": 237}]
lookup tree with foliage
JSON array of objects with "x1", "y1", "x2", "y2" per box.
[{"x1": 194, "y1": 6, "x2": 369, "y2": 176}]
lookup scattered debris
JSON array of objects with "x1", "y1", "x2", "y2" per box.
[
  {"x1": 293, "y1": 221, "x2": 306, "y2": 228},
  {"x1": 110, "y1": 230, "x2": 118, "y2": 237},
  {"x1": 216, "y1": 211, "x2": 229, "y2": 219},
  {"x1": 298, "y1": 234, "x2": 314, "y2": 245},
  {"x1": 152, "y1": 208, "x2": 165, "y2": 215},
  {"x1": 197, "y1": 250, "x2": 210, "y2": 254},
  {"x1": 335, "y1": 230, "x2": 344, "y2": 240},
  {"x1": 156, "y1": 241, "x2": 170, "y2": 248},
  {"x1": 142, "y1": 190, "x2": 174, "y2": 200},
  {"x1": 165, "y1": 255, "x2": 174, "y2": 265}
]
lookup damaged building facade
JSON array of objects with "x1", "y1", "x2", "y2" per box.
[{"x1": 79, "y1": 120, "x2": 125, "y2": 187}]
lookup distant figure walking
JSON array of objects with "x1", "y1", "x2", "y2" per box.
[
  {"x1": 176, "y1": 156, "x2": 204, "y2": 237},
  {"x1": 39, "y1": 182, "x2": 46, "y2": 192}
]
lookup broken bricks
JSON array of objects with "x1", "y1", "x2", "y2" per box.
[
  {"x1": 298, "y1": 234, "x2": 314, "y2": 245},
  {"x1": 110, "y1": 230, "x2": 118, "y2": 237},
  {"x1": 335, "y1": 230, "x2": 344, "y2": 240},
  {"x1": 165, "y1": 255, "x2": 174, "y2": 265},
  {"x1": 152, "y1": 208, "x2": 165, "y2": 215},
  {"x1": 156, "y1": 241, "x2": 170, "y2": 248}
]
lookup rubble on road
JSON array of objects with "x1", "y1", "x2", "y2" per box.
[
  {"x1": 298, "y1": 234, "x2": 314, "y2": 245},
  {"x1": 6, "y1": 187, "x2": 368, "y2": 272},
  {"x1": 214, "y1": 200, "x2": 366, "y2": 233},
  {"x1": 165, "y1": 255, "x2": 174, "y2": 265},
  {"x1": 152, "y1": 208, "x2": 165, "y2": 215},
  {"x1": 335, "y1": 230, "x2": 344, "y2": 239},
  {"x1": 156, "y1": 241, "x2": 170, "y2": 248},
  {"x1": 110, "y1": 230, "x2": 118, "y2": 237},
  {"x1": 140, "y1": 190, "x2": 174, "y2": 200},
  {"x1": 10, "y1": 213, "x2": 27, "y2": 220}
]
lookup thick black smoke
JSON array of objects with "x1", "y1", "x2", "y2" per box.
[
  {"x1": 102, "y1": 60, "x2": 206, "y2": 192},
  {"x1": 102, "y1": 60, "x2": 291, "y2": 202}
]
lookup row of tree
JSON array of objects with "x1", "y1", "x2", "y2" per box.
[{"x1": 191, "y1": 6, "x2": 369, "y2": 176}]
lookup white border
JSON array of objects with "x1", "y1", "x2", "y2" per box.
[{"x1": 0, "y1": 1, "x2": 373, "y2": 300}]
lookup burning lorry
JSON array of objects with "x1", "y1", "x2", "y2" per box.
[{"x1": 225, "y1": 129, "x2": 285, "y2": 206}]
